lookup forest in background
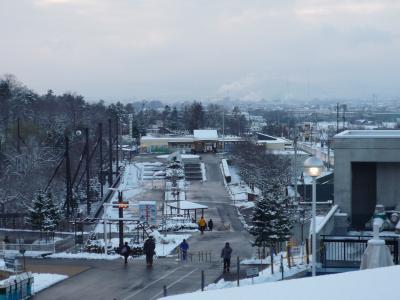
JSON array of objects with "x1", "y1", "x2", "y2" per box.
[{"x1": 0, "y1": 74, "x2": 250, "y2": 218}]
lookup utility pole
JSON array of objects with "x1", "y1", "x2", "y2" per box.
[
  {"x1": 115, "y1": 116, "x2": 119, "y2": 176},
  {"x1": 342, "y1": 104, "x2": 346, "y2": 130},
  {"x1": 99, "y1": 123, "x2": 104, "y2": 199},
  {"x1": 118, "y1": 191, "x2": 124, "y2": 249},
  {"x1": 108, "y1": 119, "x2": 113, "y2": 187},
  {"x1": 17, "y1": 117, "x2": 21, "y2": 153},
  {"x1": 85, "y1": 128, "x2": 91, "y2": 216},
  {"x1": 293, "y1": 136, "x2": 298, "y2": 201},
  {"x1": 222, "y1": 100, "x2": 225, "y2": 152},
  {"x1": 336, "y1": 102, "x2": 340, "y2": 134},
  {"x1": 65, "y1": 136, "x2": 72, "y2": 218}
]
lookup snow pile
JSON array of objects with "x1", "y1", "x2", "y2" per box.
[
  {"x1": 206, "y1": 252, "x2": 308, "y2": 291},
  {"x1": 33, "y1": 273, "x2": 68, "y2": 293},
  {"x1": 166, "y1": 265, "x2": 400, "y2": 300},
  {"x1": 152, "y1": 231, "x2": 191, "y2": 257},
  {"x1": 32, "y1": 237, "x2": 63, "y2": 245},
  {"x1": 48, "y1": 252, "x2": 121, "y2": 260}
]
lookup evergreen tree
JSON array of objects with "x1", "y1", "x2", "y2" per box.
[
  {"x1": 28, "y1": 190, "x2": 61, "y2": 234},
  {"x1": 250, "y1": 184, "x2": 292, "y2": 247},
  {"x1": 28, "y1": 190, "x2": 47, "y2": 231},
  {"x1": 42, "y1": 191, "x2": 61, "y2": 233}
]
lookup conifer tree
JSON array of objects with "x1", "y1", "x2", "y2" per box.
[
  {"x1": 28, "y1": 189, "x2": 47, "y2": 231},
  {"x1": 251, "y1": 184, "x2": 292, "y2": 247},
  {"x1": 42, "y1": 191, "x2": 61, "y2": 233}
]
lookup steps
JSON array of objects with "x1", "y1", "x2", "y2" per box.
[{"x1": 184, "y1": 163, "x2": 202, "y2": 181}]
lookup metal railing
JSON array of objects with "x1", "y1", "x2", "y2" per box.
[
  {"x1": 320, "y1": 235, "x2": 399, "y2": 268},
  {"x1": 2, "y1": 242, "x2": 56, "y2": 253}
]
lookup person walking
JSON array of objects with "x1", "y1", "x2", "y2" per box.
[
  {"x1": 221, "y1": 242, "x2": 232, "y2": 273},
  {"x1": 121, "y1": 242, "x2": 131, "y2": 264},
  {"x1": 208, "y1": 219, "x2": 214, "y2": 231},
  {"x1": 179, "y1": 239, "x2": 189, "y2": 261},
  {"x1": 198, "y1": 216, "x2": 207, "y2": 234},
  {"x1": 143, "y1": 236, "x2": 156, "y2": 267}
]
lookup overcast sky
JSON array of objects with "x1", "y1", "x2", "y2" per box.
[{"x1": 1, "y1": 0, "x2": 400, "y2": 102}]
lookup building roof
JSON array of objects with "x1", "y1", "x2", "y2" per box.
[
  {"x1": 167, "y1": 201, "x2": 208, "y2": 210},
  {"x1": 193, "y1": 130, "x2": 218, "y2": 140},
  {"x1": 335, "y1": 130, "x2": 400, "y2": 138}
]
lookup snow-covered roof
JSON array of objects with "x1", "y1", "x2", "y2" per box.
[
  {"x1": 141, "y1": 135, "x2": 194, "y2": 142},
  {"x1": 193, "y1": 130, "x2": 218, "y2": 140},
  {"x1": 165, "y1": 265, "x2": 400, "y2": 300},
  {"x1": 336, "y1": 130, "x2": 400, "y2": 138},
  {"x1": 167, "y1": 201, "x2": 208, "y2": 210}
]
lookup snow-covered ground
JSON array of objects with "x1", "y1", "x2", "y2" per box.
[
  {"x1": 166, "y1": 265, "x2": 400, "y2": 300},
  {"x1": 49, "y1": 231, "x2": 191, "y2": 259},
  {"x1": 94, "y1": 163, "x2": 147, "y2": 233},
  {"x1": 32, "y1": 237, "x2": 63, "y2": 245},
  {"x1": 206, "y1": 252, "x2": 308, "y2": 291},
  {"x1": 33, "y1": 273, "x2": 69, "y2": 293},
  {"x1": 49, "y1": 252, "x2": 121, "y2": 260},
  {"x1": 221, "y1": 164, "x2": 259, "y2": 207}
]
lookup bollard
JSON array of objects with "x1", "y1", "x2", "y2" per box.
[
  {"x1": 305, "y1": 238, "x2": 310, "y2": 265},
  {"x1": 163, "y1": 285, "x2": 167, "y2": 297},
  {"x1": 280, "y1": 255, "x2": 284, "y2": 280},
  {"x1": 201, "y1": 251, "x2": 204, "y2": 261},
  {"x1": 237, "y1": 256, "x2": 240, "y2": 287},
  {"x1": 198, "y1": 252, "x2": 201, "y2": 262},
  {"x1": 209, "y1": 251, "x2": 212, "y2": 263},
  {"x1": 287, "y1": 245, "x2": 291, "y2": 269},
  {"x1": 190, "y1": 253, "x2": 193, "y2": 262},
  {"x1": 205, "y1": 251, "x2": 208, "y2": 262},
  {"x1": 270, "y1": 247, "x2": 274, "y2": 274},
  {"x1": 201, "y1": 270, "x2": 205, "y2": 291}
]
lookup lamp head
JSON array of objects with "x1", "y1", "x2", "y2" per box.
[{"x1": 304, "y1": 156, "x2": 324, "y2": 178}]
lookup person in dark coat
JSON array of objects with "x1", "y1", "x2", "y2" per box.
[
  {"x1": 179, "y1": 239, "x2": 189, "y2": 261},
  {"x1": 143, "y1": 236, "x2": 156, "y2": 266},
  {"x1": 121, "y1": 242, "x2": 131, "y2": 264},
  {"x1": 221, "y1": 242, "x2": 232, "y2": 272},
  {"x1": 208, "y1": 219, "x2": 214, "y2": 231}
]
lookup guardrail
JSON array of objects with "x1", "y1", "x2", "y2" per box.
[{"x1": 2, "y1": 243, "x2": 55, "y2": 253}]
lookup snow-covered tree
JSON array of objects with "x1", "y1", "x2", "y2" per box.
[
  {"x1": 251, "y1": 183, "x2": 292, "y2": 248},
  {"x1": 28, "y1": 190, "x2": 61, "y2": 234},
  {"x1": 28, "y1": 190, "x2": 47, "y2": 231},
  {"x1": 42, "y1": 191, "x2": 61, "y2": 233}
]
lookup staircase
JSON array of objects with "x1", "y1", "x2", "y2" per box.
[{"x1": 184, "y1": 163, "x2": 202, "y2": 181}]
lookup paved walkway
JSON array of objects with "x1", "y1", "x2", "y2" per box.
[{"x1": 33, "y1": 153, "x2": 255, "y2": 299}]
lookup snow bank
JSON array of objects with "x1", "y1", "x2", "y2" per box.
[
  {"x1": 48, "y1": 252, "x2": 121, "y2": 260},
  {"x1": 206, "y1": 252, "x2": 308, "y2": 291},
  {"x1": 33, "y1": 273, "x2": 68, "y2": 293},
  {"x1": 166, "y1": 265, "x2": 400, "y2": 300}
]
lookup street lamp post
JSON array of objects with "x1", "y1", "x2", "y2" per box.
[{"x1": 303, "y1": 156, "x2": 324, "y2": 277}]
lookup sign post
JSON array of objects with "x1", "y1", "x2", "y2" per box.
[{"x1": 246, "y1": 268, "x2": 259, "y2": 284}]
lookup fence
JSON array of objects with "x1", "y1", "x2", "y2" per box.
[
  {"x1": 2, "y1": 243, "x2": 56, "y2": 254},
  {"x1": 320, "y1": 235, "x2": 399, "y2": 268}
]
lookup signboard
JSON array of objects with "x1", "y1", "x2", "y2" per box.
[
  {"x1": 139, "y1": 201, "x2": 157, "y2": 224},
  {"x1": 246, "y1": 268, "x2": 259, "y2": 278}
]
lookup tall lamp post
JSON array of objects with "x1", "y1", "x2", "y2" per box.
[{"x1": 303, "y1": 156, "x2": 324, "y2": 277}]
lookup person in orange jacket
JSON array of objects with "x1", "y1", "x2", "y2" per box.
[{"x1": 198, "y1": 216, "x2": 207, "y2": 234}]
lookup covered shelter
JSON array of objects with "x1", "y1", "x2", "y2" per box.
[{"x1": 167, "y1": 200, "x2": 208, "y2": 220}]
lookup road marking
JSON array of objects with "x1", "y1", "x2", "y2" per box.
[
  {"x1": 150, "y1": 267, "x2": 199, "y2": 300},
  {"x1": 121, "y1": 266, "x2": 184, "y2": 300}
]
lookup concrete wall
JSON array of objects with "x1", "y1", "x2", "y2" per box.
[{"x1": 333, "y1": 131, "x2": 400, "y2": 226}]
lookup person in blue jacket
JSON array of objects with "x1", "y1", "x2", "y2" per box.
[{"x1": 179, "y1": 239, "x2": 189, "y2": 261}]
